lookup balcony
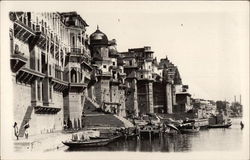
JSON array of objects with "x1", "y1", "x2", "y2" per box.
[
  {"x1": 34, "y1": 105, "x2": 61, "y2": 114},
  {"x1": 69, "y1": 82, "x2": 87, "y2": 92},
  {"x1": 10, "y1": 49, "x2": 28, "y2": 73},
  {"x1": 16, "y1": 67, "x2": 45, "y2": 84},
  {"x1": 51, "y1": 77, "x2": 68, "y2": 92},
  {"x1": 13, "y1": 20, "x2": 35, "y2": 44},
  {"x1": 13, "y1": 21, "x2": 46, "y2": 50}
]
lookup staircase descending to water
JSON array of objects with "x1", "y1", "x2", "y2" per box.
[
  {"x1": 84, "y1": 96, "x2": 100, "y2": 114},
  {"x1": 83, "y1": 114, "x2": 125, "y2": 128},
  {"x1": 19, "y1": 106, "x2": 33, "y2": 137}
]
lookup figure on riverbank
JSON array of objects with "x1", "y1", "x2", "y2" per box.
[
  {"x1": 23, "y1": 121, "x2": 30, "y2": 139},
  {"x1": 240, "y1": 121, "x2": 244, "y2": 129},
  {"x1": 13, "y1": 122, "x2": 19, "y2": 140}
]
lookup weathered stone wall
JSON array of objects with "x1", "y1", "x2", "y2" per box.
[
  {"x1": 110, "y1": 85, "x2": 119, "y2": 103},
  {"x1": 65, "y1": 92, "x2": 82, "y2": 128},
  {"x1": 13, "y1": 78, "x2": 32, "y2": 129},
  {"x1": 95, "y1": 79, "x2": 110, "y2": 106},
  {"x1": 13, "y1": 77, "x2": 64, "y2": 136},
  {"x1": 118, "y1": 89, "x2": 126, "y2": 117}
]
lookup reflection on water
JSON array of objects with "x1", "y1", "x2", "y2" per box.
[{"x1": 65, "y1": 118, "x2": 243, "y2": 152}]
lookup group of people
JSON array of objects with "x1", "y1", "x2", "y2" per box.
[{"x1": 13, "y1": 121, "x2": 30, "y2": 140}]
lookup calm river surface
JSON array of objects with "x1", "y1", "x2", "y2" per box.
[{"x1": 65, "y1": 118, "x2": 244, "y2": 152}]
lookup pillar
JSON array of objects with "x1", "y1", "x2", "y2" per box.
[
  {"x1": 148, "y1": 82, "x2": 154, "y2": 113},
  {"x1": 166, "y1": 83, "x2": 173, "y2": 114},
  {"x1": 132, "y1": 79, "x2": 139, "y2": 117}
]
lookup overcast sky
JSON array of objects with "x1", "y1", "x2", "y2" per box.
[{"x1": 3, "y1": 1, "x2": 249, "y2": 102}]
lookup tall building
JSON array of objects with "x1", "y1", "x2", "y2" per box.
[
  {"x1": 9, "y1": 11, "x2": 192, "y2": 138},
  {"x1": 89, "y1": 26, "x2": 127, "y2": 117},
  {"x1": 60, "y1": 12, "x2": 92, "y2": 129},
  {"x1": 9, "y1": 12, "x2": 92, "y2": 136},
  {"x1": 121, "y1": 46, "x2": 155, "y2": 115}
]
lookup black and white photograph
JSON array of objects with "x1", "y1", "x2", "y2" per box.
[{"x1": 0, "y1": 1, "x2": 249, "y2": 160}]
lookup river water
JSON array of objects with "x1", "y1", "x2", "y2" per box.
[{"x1": 65, "y1": 118, "x2": 244, "y2": 152}]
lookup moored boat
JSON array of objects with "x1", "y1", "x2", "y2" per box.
[
  {"x1": 179, "y1": 126, "x2": 200, "y2": 134},
  {"x1": 62, "y1": 135, "x2": 121, "y2": 148},
  {"x1": 178, "y1": 119, "x2": 200, "y2": 134},
  {"x1": 208, "y1": 123, "x2": 232, "y2": 128}
]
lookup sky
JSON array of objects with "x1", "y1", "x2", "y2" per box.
[{"x1": 2, "y1": 1, "x2": 249, "y2": 102}]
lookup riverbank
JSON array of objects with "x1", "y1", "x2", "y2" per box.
[{"x1": 13, "y1": 131, "x2": 72, "y2": 152}]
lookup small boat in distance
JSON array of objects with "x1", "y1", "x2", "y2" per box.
[{"x1": 208, "y1": 123, "x2": 232, "y2": 128}]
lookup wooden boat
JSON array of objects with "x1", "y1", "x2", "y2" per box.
[
  {"x1": 62, "y1": 135, "x2": 120, "y2": 148},
  {"x1": 179, "y1": 126, "x2": 200, "y2": 134},
  {"x1": 178, "y1": 121, "x2": 200, "y2": 134},
  {"x1": 208, "y1": 123, "x2": 232, "y2": 128}
]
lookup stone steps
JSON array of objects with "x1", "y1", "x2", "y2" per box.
[{"x1": 83, "y1": 114, "x2": 125, "y2": 128}]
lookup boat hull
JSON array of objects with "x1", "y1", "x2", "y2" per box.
[
  {"x1": 208, "y1": 123, "x2": 232, "y2": 128},
  {"x1": 62, "y1": 136, "x2": 120, "y2": 148}
]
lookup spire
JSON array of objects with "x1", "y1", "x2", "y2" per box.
[{"x1": 97, "y1": 25, "x2": 99, "y2": 30}]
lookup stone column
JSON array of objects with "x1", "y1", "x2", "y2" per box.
[
  {"x1": 148, "y1": 82, "x2": 154, "y2": 113},
  {"x1": 132, "y1": 79, "x2": 139, "y2": 116},
  {"x1": 166, "y1": 83, "x2": 173, "y2": 114}
]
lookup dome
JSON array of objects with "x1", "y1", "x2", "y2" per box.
[{"x1": 90, "y1": 26, "x2": 108, "y2": 45}]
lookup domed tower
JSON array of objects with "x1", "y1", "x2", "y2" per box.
[
  {"x1": 89, "y1": 26, "x2": 111, "y2": 109},
  {"x1": 88, "y1": 26, "x2": 127, "y2": 117},
  {"x1": 90, "y1": 26, "x2": 109, "y2": 60}
]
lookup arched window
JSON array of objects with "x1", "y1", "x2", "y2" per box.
[{"x1": 71, "y1": 68, "x2": 77, "y2": 83}]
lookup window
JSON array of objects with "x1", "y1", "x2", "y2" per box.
[
  {"x1": 103, "y1": 65, "x2": 107, "y2": 69},
  {"x1": 49, "y1": 84, "x2": 52, "y2": 100},
  {"x1": 141, "y1": 75, "x2": 143, "y2": 78},
  {"x1": 49, "y1": 65, "x2": 51, "y2": 75},
  {"x1": 149, "y1": 65, "x2": 151, "y2": 69},
  {"x1": 72, "y1": 36, "x2": 75, "y2": 47},
  {"x1": 37, "y1": 82, "x2": 41, "y2": 101},
  {"x1": 129, "y1": 60, "x2": 132, "y2": 66},
  {"x1": 113, "y1": 62, "x2": 115, "y2": 66},
  {"x1": 37, "y1": 59, "x2": 40, "y2": 71}
]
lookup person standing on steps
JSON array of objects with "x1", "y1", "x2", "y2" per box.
[
  {"x1": 23, "y1": 121, "x2": 30, "y2": 139},
  {"x1": 13, "y1": 122, "x2": 19, "y2": 140}
]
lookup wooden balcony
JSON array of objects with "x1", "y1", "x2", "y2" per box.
[
  {"x1": 34, "y1": 105, "x2": 61, "y2": 114},
  {"x1": 69, "y1": 82, "x2": 87, "y2": 92},
  {"x1": 13, "y1": 21, "x2": 47, "y2": 50},
  {"x1": 16, "y1": 67, "x2": 45, "y2": 84},
  {"x1": 10, "y1": 51, "x2": 28, "y2": 73},
  {"x1": 51, "y1": 77, "x2": 68, "y2": 92}
]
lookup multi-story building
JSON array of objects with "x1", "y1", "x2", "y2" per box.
[
  {"x1": 9, "y1": 11, "x2": 92, "y2": 137},
  {"x1": 121, "y1": 47, "x2": 155, "y2": 115},
  {"x1": 89, "y1": 26, "x2": 127, "y2": 117},
  {"x1": 9, "y1": 11, "x2": 193, "y2": 138},
  {"x1": 122, "y1": 50, "x2": 189, "y2": 116}
]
